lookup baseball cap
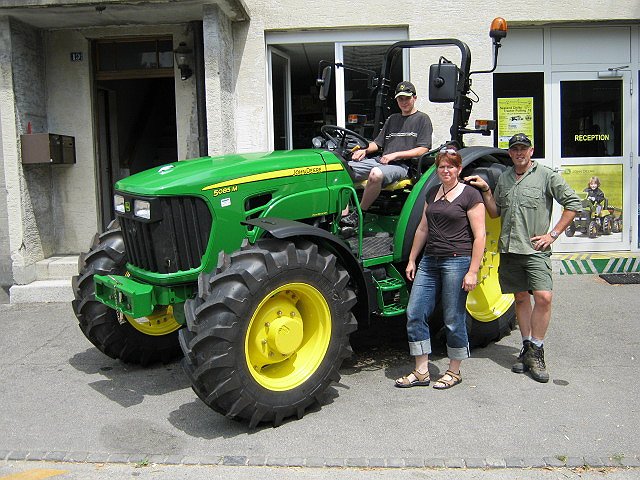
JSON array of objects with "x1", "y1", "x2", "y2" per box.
[
  {"x1": 394, "y1": 81, "x2": 416, "y2": 98},
  {"x1": 508, "y1": 133, "x2": 532, "y2": 148}
]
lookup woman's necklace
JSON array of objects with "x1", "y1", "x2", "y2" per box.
[{"x1": 439, "y1": 182, "x2": 459, "y2": 201}]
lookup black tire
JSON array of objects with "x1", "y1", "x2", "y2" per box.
[
  {"x1": 602, "y1": 216, "x2": 612, "y2": 235},
  {"x1": 71, "y1": 220, "x2": 182, "y2": 365},
  {"x1": 180, "y1": 238, "x2": 357, "y2": 428},
  {"x1": 612, "y1": 218, "x2": 622, "y2": 233},
  {"x1": 466, "y1": 304, "x2": 517, "y2": 348},
  {"x1": 565, "y1": 223, "x2": 576, "y2": 237},
  {"x1": 588, "y1": 220, "x2": 599, "y2": 238}
]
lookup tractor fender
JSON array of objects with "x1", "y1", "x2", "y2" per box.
[
  {"x1": 242, "y1": 217, "x2": 373, "y2": 323},
  {"x1": 400, "y1": 146, "x2": 511, "y2": 260},
  {"x1": 459, "y1": 146, "x2": 512, "y2": 168}
]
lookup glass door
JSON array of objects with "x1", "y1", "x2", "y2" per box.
[
  {"x1": 267, "y1": 47, "x2": 292, "y2": 150},
  {"x1": 551, "y1": 71, "x2": 631, "y2": 252}
]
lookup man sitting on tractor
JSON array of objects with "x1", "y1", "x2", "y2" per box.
[{"x1": 340, "y1": 81, "x2": 432, "y2": 230}]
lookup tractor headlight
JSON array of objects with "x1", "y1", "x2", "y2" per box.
[
  {"x1": 134, "y1": 199, "x2": 151, "y2": 220},
  {"x1": 114, "y1": 194, "x2": 125, "y2": 214}
]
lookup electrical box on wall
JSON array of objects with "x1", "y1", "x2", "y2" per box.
[{"x1": 21, "y1": 133, "x2": 76, "y2": 165}]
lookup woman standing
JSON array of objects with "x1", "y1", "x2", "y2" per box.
[{"x1": 395, "y1": 148, "x2": 486, "y2": 389}]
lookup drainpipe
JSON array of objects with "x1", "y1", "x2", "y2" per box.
[{"x1": 192, "y1": 21, "x2": 208, "y2": 157}]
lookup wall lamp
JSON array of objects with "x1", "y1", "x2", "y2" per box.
[{"x1": 174, "y1": 42, "x2": 193, "y2": 81}]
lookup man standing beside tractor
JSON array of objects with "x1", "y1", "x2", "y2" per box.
[
  {"x1": 466, "y1": 133, "x2": 582, "y2": 383},
  {"x1": 340, "y1": 81, "x2": 432, "y2": 230}
]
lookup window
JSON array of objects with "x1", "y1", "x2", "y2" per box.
[
  {"x1": 95, "y1": 37, "x2": 174, "y2": 80},
  {"x1": 493, "y1": 73, "x2": 545, "y2": 158},
  {"x1": 560, "y1": 79, "x2": 622, "y2": 158}
]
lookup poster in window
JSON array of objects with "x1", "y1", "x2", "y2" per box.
[
  {"x1": 561, "y1": 164, "x2": 623, "y2": 241},
  {"x1": 497, "y1": 97, "x2": 534, "y2": 149}
]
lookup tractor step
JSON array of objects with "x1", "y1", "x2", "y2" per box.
[
  {"x1": 376, "y1": 276, "x2": 405, "y2": 291},
  {"x1": 371, "y1": 264, "x2": 409, "y2": 317},
  {"x1": 347, "y1": 234, "x2": 394, "y2": 260},
  {"x1": 380, "y1": 301, "x2": 406, "y2": 317}
]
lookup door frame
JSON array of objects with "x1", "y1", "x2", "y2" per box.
[
  {"x1": 266, "y1": 46, "x2": 292, "y2": 150},
  {"x1": 95, "y1": 87, "x2": 120, "y2": 232}
]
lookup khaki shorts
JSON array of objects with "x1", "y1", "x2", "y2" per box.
[
  {"x1": 348, "y1": 157, "x2": 409, "y2": 187},
  {"x1": 498, "y1": 253, "x2": 553, "y2": 293}
]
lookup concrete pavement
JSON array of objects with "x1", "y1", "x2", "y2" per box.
[{"x1": 0, "y1": 274, "x2": 638, "y2": 477}]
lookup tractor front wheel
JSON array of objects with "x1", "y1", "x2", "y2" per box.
[
  {"x1": 180, "y1": 238, "x2": 357, "y2": 427},
  {"x1": 71, "y1": 220, "x2": 182, "y2": 365}
]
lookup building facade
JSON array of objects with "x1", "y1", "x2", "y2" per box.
[{"x1": 1, "y1": 0, "x2": 639, "y2": 295}]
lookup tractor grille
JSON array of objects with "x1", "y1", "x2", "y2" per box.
[{"x1": 118, "y1": 195, "x2": 212, "y2": 274}]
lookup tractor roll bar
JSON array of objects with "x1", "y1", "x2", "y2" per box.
[{"x1": 373, "y1": 39, "x2": 471, "y2": 145}]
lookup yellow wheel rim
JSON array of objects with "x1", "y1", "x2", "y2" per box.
[
  {"x1": 120, "y1": 271, "x2": 181, "y2": 336},
  {"x1": 125, "y1": 305, "x2": 182, "y2": 336},
  {"x1": 466, "y1": 214, "x2": 515, "y2": 322},
  {"x1": 245, "y1": 283, "x2": 332, "y2": 391}
]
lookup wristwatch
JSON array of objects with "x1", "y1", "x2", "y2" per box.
[{"x1": 549, "y1": 230, "x2": 559, "y2": 240}]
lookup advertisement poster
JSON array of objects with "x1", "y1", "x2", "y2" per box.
[
  {"x1": 497, "y1": 97, "x2": 534, "y2": 149},
  {"x1": 561, "y1": 164, "x2": 623, "y2": 241}
]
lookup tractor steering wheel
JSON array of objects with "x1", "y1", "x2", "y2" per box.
[{"x1": 320, "y1": 125, "x2": 369, "y2": 158}]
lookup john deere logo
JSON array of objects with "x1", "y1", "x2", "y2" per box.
[{"x1": 124, "y1": 201, "x2": 131, "y2": 212}]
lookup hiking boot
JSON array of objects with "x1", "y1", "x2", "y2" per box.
[
  {"x1": 511, "y1": 340, "x2": 532, "y2": 373},
  {"x1": 339, "y1": 211, "x2": 359, "y2": 228},
  {"x1": 523, "y1": 343, "x2": 550, "y2": 383}
]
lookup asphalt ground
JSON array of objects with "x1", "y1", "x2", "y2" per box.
[{"x1": 0, "y1": 274, "x2": 639, "y2": 478}]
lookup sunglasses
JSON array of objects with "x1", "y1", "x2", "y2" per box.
[{"x1": 439, "y1": 147, "x2": 458, "y2": 155}]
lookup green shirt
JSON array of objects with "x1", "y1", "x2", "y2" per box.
[{"x1": 494, "y1": 161, "x2": 582, "y2": 255}]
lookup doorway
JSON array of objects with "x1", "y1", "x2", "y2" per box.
[
  {"x1": 93, "y1": 37, "x2": 178, "y2": 231},
  {"x1": 551, "y1": 71, "x2": 632, "y2": 252},
  {"x1": 266, "y1": 30, "x2": 408, "y2": 151}
]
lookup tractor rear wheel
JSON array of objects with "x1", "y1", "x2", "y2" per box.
[
  {"x1": 464, "y1": 214, "x2": 516, "y2": 347},
  {"x1": 180, "y1": 238, "x2": 357, "y2": 427},
  {"x1": 612, "y1": 218, "x2": 622, "y2": 233},
  {"x1": 72, "y1": 220, "x2": 182, "y2": 365}
]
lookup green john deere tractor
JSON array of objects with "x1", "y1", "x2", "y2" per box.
[{"x1": 72, "y1": 18, "x2": 515, "y2": 427}]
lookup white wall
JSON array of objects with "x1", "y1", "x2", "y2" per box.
[
  {"x1": 232, "y1": 0, "x2": 640, "y2": 152},
  {"x1": 45, "y1": 24, "x2": 198, "y2": 253}
]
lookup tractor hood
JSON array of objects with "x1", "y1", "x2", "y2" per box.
[{"x1": 115, "y1": 149, "x2": 341, "y2": 196}]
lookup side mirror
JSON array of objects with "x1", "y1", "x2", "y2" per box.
[
  {"x1": 429, "y1": 61, "x2": 457, "y2": 103},
  {"x1": 317, "y1": 65, "x2": 332, "y2": 101}
]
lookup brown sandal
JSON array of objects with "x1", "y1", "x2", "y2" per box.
[
  {"x1": 432, "y1": 370, "x2": 462, "y2": 390},
  {"x1": 395, "y1": 369, "x2": 430, "y2": 388}
]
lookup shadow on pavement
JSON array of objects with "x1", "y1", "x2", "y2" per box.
[
  {"x1": 69, "y1": 348, "x2": 190, "y2": 407},
  {"x1": 166, "y1": 386, "x2": 340, "y2": 437}
]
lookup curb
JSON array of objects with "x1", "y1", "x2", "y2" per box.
[{"x1": 1, "y1": 450, "x2": 638, "y2": 469}]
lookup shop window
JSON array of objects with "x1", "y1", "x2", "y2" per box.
[
  {"x1": 493, "y1": 72, "x2": 545, "y2": 158},
  {"x1": 95, "y1": 37, "x2": 174, "y2": 80}
]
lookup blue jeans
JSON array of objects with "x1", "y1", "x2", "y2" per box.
[{"x1": 406, "y1": 255, "x2": 471, "y2": 360}]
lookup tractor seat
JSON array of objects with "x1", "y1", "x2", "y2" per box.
[
  {"x1": 352, "y1": 152, "x2": 435, "y2": 192},
  {"x1": 354, "y1": 178, "x2": 414, "y2": 191}
]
